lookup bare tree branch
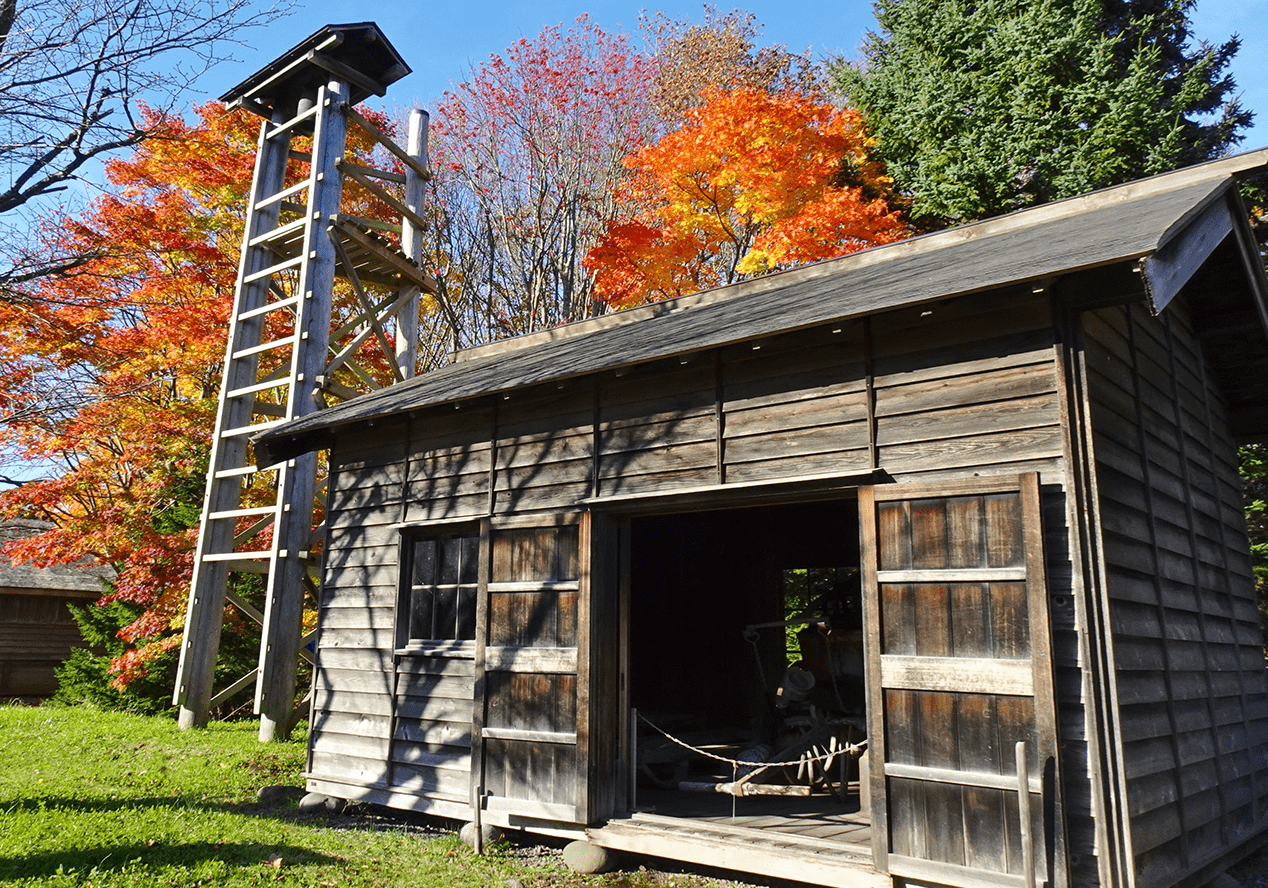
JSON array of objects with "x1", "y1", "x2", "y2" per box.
[{"x1": 0, "y1": 0, "x2": 290, "y2": 291}]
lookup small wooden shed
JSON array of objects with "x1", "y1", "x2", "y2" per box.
[
  {"x1": 256, "y1": 151, "x2": 1268, "y2": 888},
  {"x1": 0, "y1": 520, "x2": 105, "y2": 700}
]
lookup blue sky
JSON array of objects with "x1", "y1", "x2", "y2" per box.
[{"x1": 194, "y1": 0, "x2": 1266, "y2": 150}]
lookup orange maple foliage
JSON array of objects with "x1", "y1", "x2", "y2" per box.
[
  {"x1": 585, "y1": 88, "x2": 909, "y2": 308},
  {"x1": 0, "y1": 104, "x2": 251, "y2": 684},
  {"x1": 0, "y1": 102, "x2": 404, "y2": 688}
]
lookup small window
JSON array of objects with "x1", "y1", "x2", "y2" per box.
[{"x1": 402, "y1": 530, "x2": 479, "y2": 644}]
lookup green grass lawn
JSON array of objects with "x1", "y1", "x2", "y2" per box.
[
  {"x1": 0, "y1": 706, "x2": 753, "y2": 888},
  {"x1": 0, "y1": 705, "x2": 533, "y2": 887}
]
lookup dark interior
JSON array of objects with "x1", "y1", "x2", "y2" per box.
[{"x1": 628, "y1": 498, "x2": 866, "y2": 818}]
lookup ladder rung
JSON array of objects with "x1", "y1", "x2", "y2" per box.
[
  {"x1": 254, "y1": 181, "x2": 310, "y2": 212},
  {"x1": 243, "y1": 255, "x2": 303, "y2": 284},
  {"x1": 219, "y1": 417, "x2": 289, "y2": 438},
  {"x1": 249, "y1": 217, "x2": 307, "y2": 250},
  {"x1": 238, "y1": 295, "x2": 301, "y2": 322},
  {"x1": 202, "y1": 550, "x2": 273, "y2": 562},
  {"x1": 208, "y1": 506, "x2": 277, "y2": 520},
  {"x1": 266, "y1": 103, "x2": 321, "y2": 141},
  {"x1": 226, "y1": 377, "x2": 292, "y2": 399},
  {"x1": 232, "y1": 334, "x2": 296, "y2": 361},
  {"x1": 214, "y1": 464, "x2": 266, "y2": 478},
  {"x1": 222, "y1": 559, "x2": 272, "y2": 574}
]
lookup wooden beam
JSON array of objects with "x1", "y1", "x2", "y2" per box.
[
  {"x1": 336, "y1": 159, "x2": 429, "y2": 233},
  {"x1": 484, "y1": 645, "x2": 577, "y2": 673},
  {"x1": 344, "y1": 105, "x2": 431, "y2": 181},
  {"x1": 330, "y1": 233, "x2": 405, "y2": 384},
  {"x1": 1142, "y1": 196, "x2": 1234, "y2": 314},
  {"x1": 879, "y1": 654, "x2": 1035, "y2": 695},
  {"x1": 209, "y1": 668, "x2": 259, "y2": 710}
]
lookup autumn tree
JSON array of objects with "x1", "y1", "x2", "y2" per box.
[
  {"x1": 0, "y1": 104, "x2": 252, "y2": 691},
  {"x1": 585, "y1": 87, "x2": 908, "y2": 308},
  {"x1": 639, "y1": 6, "x2": 824, "y2": 122},
  {"x1": 0, "y1": 0, "x2": 286, "y2": 295},
  {"x1": 423, "y1": 16, "x2": 664, "y2": 348},
  {"x1": 0, "y1": 102, "x2": 405, "y2": 695},
  {"x1": 834, "y1": 0, "x2": 1252, "y2": 225}
]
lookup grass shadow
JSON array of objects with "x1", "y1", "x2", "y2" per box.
[
  {"x1": 0, "y1": 840, "x2": 342, "y2": 880},
  {"x1": 0, "y1": 792, "x2": 350, "y2": 882}
]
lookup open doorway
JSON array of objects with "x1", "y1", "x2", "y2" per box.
[{"x1": 626, "y1": 498, "x2": 870, "y2": 846}]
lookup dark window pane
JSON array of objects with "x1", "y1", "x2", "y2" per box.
[
  {"x1": 439, "y1": 536, "x2": 462, "y2": 584},
  {"x1": 412, "y1": 539, "x2": 436, "y2": 586},
  {"x1": 406, "y1": 530, "x2": 483, "y2": 644},
  {"x1": 434, "y1": 586, "x2": 458, "y2": 639},
  {"x1": 409, "y1": 586, "x2": 433, "y2": 641},
  {"x1": 457, "y1": 586, "x2": 477, "y2": 640},
  {"x1": 460, "y1": 533, "x2": 480, "y2": 584}
]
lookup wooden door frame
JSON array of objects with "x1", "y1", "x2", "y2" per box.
[{"x1": 591, "y1": 484, "x2": 866, "y2": 821}]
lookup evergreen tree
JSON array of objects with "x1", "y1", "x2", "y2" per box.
[{"x1": 834, "y1": 0, "x2": 1252, "y2": 225}]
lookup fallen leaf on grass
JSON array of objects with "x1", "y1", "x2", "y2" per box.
[{"x1": 267, "y1": 854, "x2": 284, "y2": 868}]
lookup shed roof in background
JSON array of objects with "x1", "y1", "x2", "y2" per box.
[
  {"x1": 0, "y1": 520, "x2": 109, "y2": 595},
  {"x1": 256, "y1": 150, "x2": 1268, "y2": 464}
]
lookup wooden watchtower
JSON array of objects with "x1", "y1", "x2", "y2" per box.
[{"x1": 174, "y1": 23, "x2": 436, "y2": 741}]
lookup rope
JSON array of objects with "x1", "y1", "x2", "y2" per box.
[{"x1": 637, "y1": 712, "x2": 866, "y2": 769}]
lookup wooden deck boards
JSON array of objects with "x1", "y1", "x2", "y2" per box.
[
  {"x1": 632, "y1": 787, "x2": 872, "y2": 851},
  {"x1": 588, "y1": 793, "x2": 881, "y2": 888}
]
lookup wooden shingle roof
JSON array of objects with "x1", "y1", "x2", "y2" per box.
[
  {"x1": 256, "y1": 150, "x2": 1268, "y2": 464},
  {"x1": 0, "y1": 520, "x2": 108, "y2": 595}
]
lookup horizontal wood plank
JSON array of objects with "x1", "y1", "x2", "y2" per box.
[
  {"x1": 485, "y1": 645, "x2": 578, "y2": 673},
  {"x1": 880, "y1": 655, "x2": 1034, "y2": 695}
]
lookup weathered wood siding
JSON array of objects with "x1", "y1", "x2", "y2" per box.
[
  {"x1": 309, "y1": 416, "x2": 476, "y2": 814},
  {"x1": 0, "y1": 589, "x2": 95, "y2": 699},
  {"x1": 1083, "y1": 300, "x2": 1268, "y2": 888},
  {"x1": 719, "y1": 324, "x2": 870, "y2": 483},
  {"x1": 310, "y1": 287, "x2": 1095, "y2": 855}
]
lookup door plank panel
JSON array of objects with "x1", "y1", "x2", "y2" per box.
[{"x1": 862, "y1": 474, "x2": 1062, "y2": 888}]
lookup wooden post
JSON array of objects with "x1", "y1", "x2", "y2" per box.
[
  {"x1": 256, "y1": 78, "x2": 349, "y2": 743},
  {"x1": 395, "y1": 109, "x2": 428, "y2": 379},
  {"x1": 1017, "y1": 741, "x2": 1036, "y2": 888}
]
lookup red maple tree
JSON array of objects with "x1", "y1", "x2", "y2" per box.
[{"x1": 0, "y1": 101, "x2": 402, "y2": 687}]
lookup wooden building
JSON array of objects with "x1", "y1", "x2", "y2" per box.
[
  {"x1": 0, "y1": 520, "x2": 106, "y2": 701},
  {"x1": 254, "y1": 151, "x2": 1268, "y2": 888}
]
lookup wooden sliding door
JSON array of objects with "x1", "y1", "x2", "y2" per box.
[
  {"x1": 861, "y1": 474, "x2": 1062, "y2": 888},
  {"x1": 474, "y1": 515, "x2": 589, "y2": 824}
]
